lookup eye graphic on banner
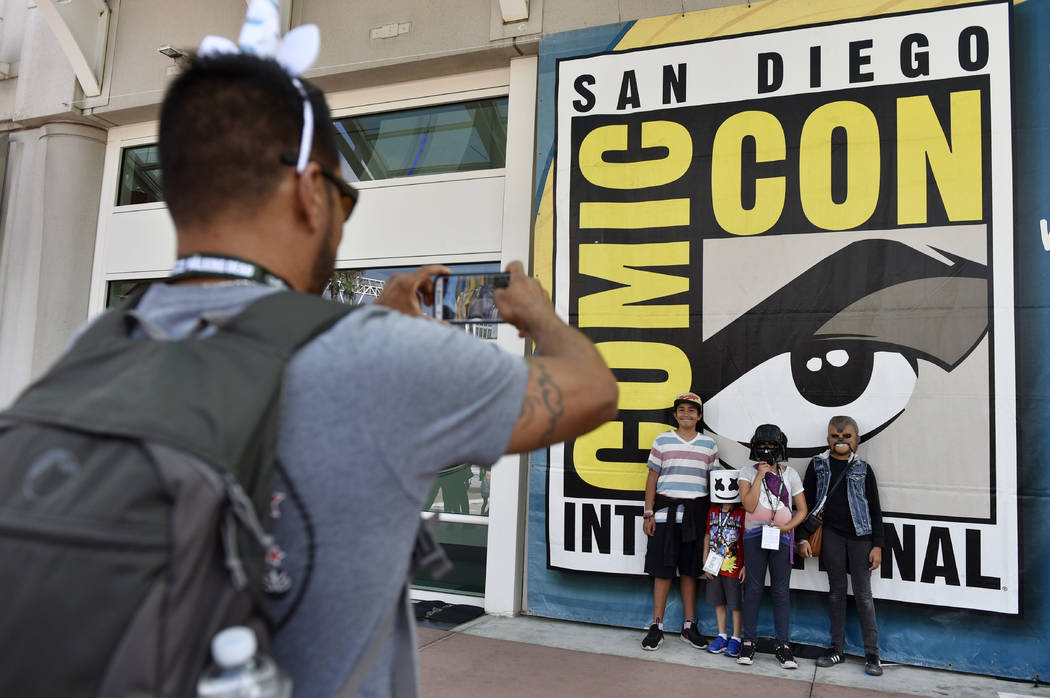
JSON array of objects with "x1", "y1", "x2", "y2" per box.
[{"x1": 701, "y1": 239, "x2": 988, "y2": 451}]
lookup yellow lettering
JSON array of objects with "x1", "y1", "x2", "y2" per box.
[
  {"x1": 799, "y1": 101, "x2": 881, "y2": 230},
  {"x1": 596, "y1": 341, "x2": 692, "y2": 410},
  {"x1": 711, "y1": 110, "x2": 786, "y2": 236},
  {"x1": 578, "y1": 121, "x2": 693, "y2": 189},
  {"x1": 573, "y1": 421, "x2": 670, "y2": 491},
  {"x1": 578, "y1": 242, "x2": 689, "y2": 328},
  {"x1": 897, "y1": 90, "x2": 983, "y2": 224}
]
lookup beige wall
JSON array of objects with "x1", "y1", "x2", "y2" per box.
[
  {"x1": 83, "y1": 0, "x2": 743, "y2": 123},
  {"x1": 0, "y1": 0, "x2": 748, "y2": 390}
]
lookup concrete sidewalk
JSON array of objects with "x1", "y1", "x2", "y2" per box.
[{"x1": 418, "y1": 615, "x2": 1048, "y2": 698}]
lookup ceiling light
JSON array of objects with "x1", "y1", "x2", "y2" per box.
[{"x1": 157, "y1": 45, "x2": 184, "y2": 60}]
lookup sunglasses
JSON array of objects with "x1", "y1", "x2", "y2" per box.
[
  {"x1": 281, "y1": 77, "x2": 357, "y2": 222},
  {"x1": 279, "y1": 152, "x2": 357, "y2": 222}
]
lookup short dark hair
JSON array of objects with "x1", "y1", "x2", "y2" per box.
[{"x1": 158, "y1": 53, "x2": 338, "y2": 228}]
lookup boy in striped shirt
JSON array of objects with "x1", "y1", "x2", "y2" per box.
[{"x1": 640, "y1": 392, "x2": 719, "y2": 651}]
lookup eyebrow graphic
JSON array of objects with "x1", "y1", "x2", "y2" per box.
[{"x1": 697, "y1": 239, "x2": 988, "y2": 403}]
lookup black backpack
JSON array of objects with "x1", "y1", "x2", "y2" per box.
[{"x1": 0, "y1": 288, "x2": 351, "y2": 698}]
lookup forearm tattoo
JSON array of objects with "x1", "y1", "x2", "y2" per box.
[{"x1": 519, "y1": 359, "x2": 564, "y2": 443}]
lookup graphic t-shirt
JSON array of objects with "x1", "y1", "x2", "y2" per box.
[
  {"x1": 739, "y1": 463, "x2": 804, "y2": 533},
  {"x1": 705, "y1": 506, "x2": 745, "y2": 578}
]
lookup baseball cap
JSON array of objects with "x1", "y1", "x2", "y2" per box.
[{"x1": 673, "y1": 392, "x2": 702, "y2": 410}]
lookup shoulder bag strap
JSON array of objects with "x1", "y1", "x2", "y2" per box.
[{"x1": 811, "y1": 462, "x2": 852, "y2": 518}]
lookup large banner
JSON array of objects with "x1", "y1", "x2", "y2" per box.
[{"x1": 545, "y1": 1, "x2": 1017, "y2": 614}]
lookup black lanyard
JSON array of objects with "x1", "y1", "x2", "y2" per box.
[{"x1": 168, "y1": 254, "x2": 290, "y2": 289}]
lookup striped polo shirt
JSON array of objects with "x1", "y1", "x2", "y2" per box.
[{"x1": 648, "y1": 430, "x2": 719, "y2": 523}]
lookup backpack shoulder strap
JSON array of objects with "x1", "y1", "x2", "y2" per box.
[{"x1": 218, "y1": 291, "x2": 354, "y2": 357}]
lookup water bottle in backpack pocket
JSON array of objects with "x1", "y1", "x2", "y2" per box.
[{"x1": 197, "y1": 627, "x2": 292, "y2": 698}]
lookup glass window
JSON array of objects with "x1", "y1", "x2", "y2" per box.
[
  {"x1": 334, "y1": 98, "x2": 508, "y2": 183},
  {"x1": 111, "y1": 98, "x2": 508, "y2": 205},
  {"x1": 423, "y1": 464, "x2": 493, "y2": 517},
  {"x1": 106, "y1": 279, "x2": 158, "y2": 307},
  {"x1": 412, "y1": 520, "x2": 487, "y2": 597},
  {"x1": 117, "y1": 145, "x2": 163, "y2": 206},
  {"x1": 325, "y1": 262, "x2": 502, "y2": 341}
]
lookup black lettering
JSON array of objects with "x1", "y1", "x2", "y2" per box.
[
  {"x1": 901, "y1": 33, "x2": 930, "y2": 78},
  {"x1": 849, "y1": 39, "x2": 875, "y2": 83},
  {"x1": 573, "y1": 74, "x2": 597, "y2": 112},
  {"x1": 959, "y1": 25, "x2": 989, "y2": 71},
  {"x1": 564, "y1": 501, "x2": 575, "y2": 551},
  {"x1": 965, "y1": 528, "x2": 1001, "y2": 589},
  {"x1": 617, "y1": 70, "x2": 641, "y2": 110},
  {"x1": 882, "y1": 523, "x2": 916, "y2": 581},
  {"x1": 809, "y1": 46, "x2": 821, "y2": 89},
  {"x1": 582, "y1": 503, "x2": 611, "y2": 554},
  {"x1": 662, "y1": 63, "x2": 687, "y2": 105},
  {"x1": 757, "y1": 52, "x2": 783, "y2": 93},
  {"x1": 921, "y1": 526, "x2": 960, "y2": 585},
  {"x1": 616, "y1": 505, "x2": 642, "y2": 555},
  {"x1": 830, "y1": 126, "x2": 849, "y2": 205}
]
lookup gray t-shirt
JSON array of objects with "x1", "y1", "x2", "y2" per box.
[{"x1": 131, "y1": 283, "x2": 528, "y2": 698}]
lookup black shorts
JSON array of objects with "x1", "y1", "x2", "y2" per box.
[
  {"x1": 644, "y1": 520, "x2": 701, "y2": 578},
  {"x1": 705, "y1": 573, "x2": 742, "y2": 610}
]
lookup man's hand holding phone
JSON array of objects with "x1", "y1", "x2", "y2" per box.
[
  {"x1": 491, "y1": 261, "x2": 556, "y2": 339},
  {"x1": 374, "y1": 264, "x2": 451, "y2": 317}
]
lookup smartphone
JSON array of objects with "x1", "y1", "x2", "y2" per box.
[{"x1": 432, "y1": 272, "x2": 510, "y2": 323}]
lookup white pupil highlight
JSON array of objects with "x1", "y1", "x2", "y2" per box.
[
  {"x1": 806, "y1": 357, "x2": 822, "y2": 372},
  {"x1": 826, "y1": 349, "x2": 850, "y2": 367}
]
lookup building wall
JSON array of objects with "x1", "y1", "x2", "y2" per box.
[{"x1": 0, "y1": 0, "x2": 746, "y2": 394}]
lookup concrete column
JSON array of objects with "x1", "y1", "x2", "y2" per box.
[
  {"x1": 0, "y1": 122, "x2": 106, "y2": 404},
  {"x1": 485, "y1": 54, "x2": 538, "y2": 616}
]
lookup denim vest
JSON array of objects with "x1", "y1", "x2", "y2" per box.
[{"x1": 811, "y1": 453, "x2": 872, "y2": 536}]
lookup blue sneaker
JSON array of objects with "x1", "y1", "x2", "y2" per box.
[
  {"x1": 725, "y1": 637, "x2": 742, "y2": 658},
  {"x1": 707, "y1": 635, "x2": 728, "y2": 654}
]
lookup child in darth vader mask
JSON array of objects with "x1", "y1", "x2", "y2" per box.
[
  {"x1": 749, "y1": 423, "x2": 788, "y2": 465},
  {"x1": 736, "y1": 424, "x2": 808, "y2": 670}
]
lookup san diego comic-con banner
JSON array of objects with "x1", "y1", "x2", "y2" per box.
[{"x1": 544, "y1": 1, "x2": 1018, "y2": 615}]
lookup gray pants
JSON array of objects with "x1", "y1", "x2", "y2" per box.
[{"x1": 822, "y1": 526, "x2": 879, "y2": 656}]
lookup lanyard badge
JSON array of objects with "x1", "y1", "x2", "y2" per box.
[{"x1": 169, "y1": 254, "x2": 291, "y2": 289}]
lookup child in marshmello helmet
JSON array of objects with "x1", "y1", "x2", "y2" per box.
[{"x1": 702, "y1": 469, "x2": 747, "y2": 657}]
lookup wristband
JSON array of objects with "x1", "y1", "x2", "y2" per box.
[{"x1": 643, "y1": 511, "x2": 654, "y2": 519}]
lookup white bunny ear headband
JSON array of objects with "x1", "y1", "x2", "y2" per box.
[{"x1": 198, "y1": 0, "x2": 320, "y2": 173}]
